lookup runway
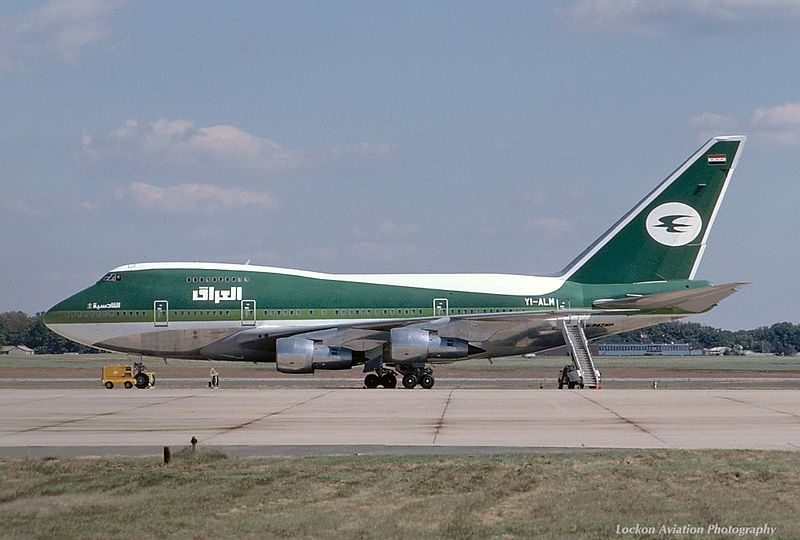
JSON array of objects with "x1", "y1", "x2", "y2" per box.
[{"x1": 2, "y1": 389, "x2": 799, "y2": 457}]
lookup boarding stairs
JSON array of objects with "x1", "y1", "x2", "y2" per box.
[{"x1": 561, "y1": 320, "x2": 601, "y2": 389}]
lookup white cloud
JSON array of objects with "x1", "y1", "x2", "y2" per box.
[
  {"x1": 751, "y1": 103, "x2": 800, "y2": 127},
  {"x1": 0, "y1": 0, "x2": 124, "y2": 71},
  {"x1": 691, "y1": 102, "x2": 800, "y2": 146},
  {"x1": 559, "y1": 0, "x2": 800, "y2": 36},
  {"x1": 82, "y1": 118, "x2": 397, "y2": 177},
  {"x1": 123, "y1": 182, "x2": 276, "y2": 213}
]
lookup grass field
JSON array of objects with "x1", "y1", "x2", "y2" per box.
[
  {"x1": 2, "y1": 450, "x2": 798, "y2": 539},
  {"x1": 3, "y1": 353, "x2": 800, "y2": 372}
]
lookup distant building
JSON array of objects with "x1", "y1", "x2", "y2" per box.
[
  {"x1": 535, "y1": 344, "x2": 600, "y2": 356},
  {"x1": 598, "y1": 343, "x2": 700, "y2": 356},
  {"x1": 1, "y1": 345, "x2": 35, "y2": 356}
]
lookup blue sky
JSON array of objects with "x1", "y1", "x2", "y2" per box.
[{"x1": 2, "y1": 0, "x2": 799, "y2": 330}]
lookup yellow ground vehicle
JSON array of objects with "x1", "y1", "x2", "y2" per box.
[{"x1": 101, "y1": 362, "x2": 155, "y2": 389}]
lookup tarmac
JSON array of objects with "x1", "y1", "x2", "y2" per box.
[
  {"x1": 2, "y1": 388, "x2": 800, "y2": 457},
  {"x1": 4, "y1": 376, "x2": 800, "y2": 390}
]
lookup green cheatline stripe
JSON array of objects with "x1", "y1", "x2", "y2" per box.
[
  {"x1": 46, "y1": 303, "x2": 707, "y2": 326},
  {"x1": 45, "y1": 305, "x2": 554, "y2": 324}
]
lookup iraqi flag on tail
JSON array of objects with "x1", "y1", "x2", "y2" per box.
[{"x1": 707, "y1": 153, "x2": 727, "y2": 165}]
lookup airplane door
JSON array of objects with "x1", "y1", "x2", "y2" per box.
[
  {"x1": 241, "y1": 300, "x2": 256, "y2": 326},
  {"x1": 433, "y1": 298, "x2": 449, "y2": 317},
  {"x1": 154, "y1": 300, "x2": 168, "y2": 327}
]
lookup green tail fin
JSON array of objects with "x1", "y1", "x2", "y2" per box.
[{"x1": 561, "y1": 136, "x2": 745, "y2": 284}]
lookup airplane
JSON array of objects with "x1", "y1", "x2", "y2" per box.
[{"x1": 45, "y1": 135, "x2": 746, "y2": 389}]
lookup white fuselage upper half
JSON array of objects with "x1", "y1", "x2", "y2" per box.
[{"x1": 110, "y1": 262, "x2": 566, "y2": 297}]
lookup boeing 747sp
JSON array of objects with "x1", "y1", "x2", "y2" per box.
[{"x1": 45, "y1": 136, "x2": 746, "y2": 389}]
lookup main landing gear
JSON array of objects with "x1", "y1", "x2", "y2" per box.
[
  {"x1": 363, "y1": 365, "x2": 435, "y2": 389},
  {"x1": 398, "y1": 365, "x2": 435, "y2": 389},
  {"x1": 364, "y1": 370, "x2": 397, "y2": 389}
]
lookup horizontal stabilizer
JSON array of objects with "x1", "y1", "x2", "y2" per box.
[{"x1": 592, "y1": 283, "x2": 747, "y2": 313}]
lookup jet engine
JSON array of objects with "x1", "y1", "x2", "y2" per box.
[
  {"x1": 390, "y1": 327, "x2": 469, "y2": 363},
  {"x1": 276, "y1": 336, "x2": 353, "y2": 373}
]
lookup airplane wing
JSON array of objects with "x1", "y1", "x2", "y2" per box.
[
  {"x1": 200, "y1": 284, "x2": 744, "y2": 362},
  {"x1": 202, "y1": 305, "x2": 635, "y2": 358},
  {"x1": 199, "y1": 308, "x2": 587, "y2": 361},
  {"x1": 264, "y1": 283, "x2": 744, "y2": 349}
]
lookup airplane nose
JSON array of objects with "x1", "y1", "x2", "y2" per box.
[
  {"x1": 43, "y1": 300, "x2": 68, "y2": 336},
  {"x1": 42, "y1": 301, "x2": 92, "y2": 346},
  {"x1": 44, "y1": 283, "x2": 106, "y2": 348},
  {"x1": 42, "y1": 295, "x2": 86, "y2": 343},
  {"x1": 43, "y1": 304, "x2": 58, "y2": 329}
]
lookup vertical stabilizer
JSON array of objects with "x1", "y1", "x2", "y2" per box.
[{"x1": 561, "y1": 136, "x2": 745, "y2": 284}]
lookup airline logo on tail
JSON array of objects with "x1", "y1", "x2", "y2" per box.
[{"x1": 646, "y1": 202, "x2": 702, "y2": 246}]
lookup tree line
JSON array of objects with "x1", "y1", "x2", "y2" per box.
[
  {"x1": 0, "y1": 312, "x2": 95, "y2": 354},
  {"x1": 1, "y1": 311, "x2": 799, "y2": 356},
  {"x1": 601, "y1": 321, "x2": 800, "y2": 356}
]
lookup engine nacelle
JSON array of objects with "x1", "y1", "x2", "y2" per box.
[
  {"x1": 390, "y1": 327, "x2": 469, "y2": 363},
  {"x1": 275, "y1": 336, "x2": 353, "y2": 373}
]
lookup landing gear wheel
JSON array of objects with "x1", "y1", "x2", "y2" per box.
[
  {"x1": 567, "y1": 381, "x2": 575, "y2": 389},
  {"x1": 364, "y1": 373, "x2": 380, "y2": 388},
  {"x1": 135, "y1": 373, "x2": 149, "y2": 389},
  {"x1": 402, "y1": 373, "x2": 418, "y2": 389},
  {"x1": 104, "y1": 381, "x2": 113, "y2": 389},
  {"x1": 380, "y1": 372, "x2": 397, "y2": 388},
  {"x1": 124, "y1": 381, "x2": 133, "y2": 389},
  {"x1": 419, "y1": 374, "x2": 435, "y2": 389}
]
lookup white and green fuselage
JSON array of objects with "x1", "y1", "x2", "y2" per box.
[
  {"x1": 44, "y1": 263, "x2": 716, "y2": 358},
  {"x1": 44, "y1": 136, "x2": 747, "y2": 373}
]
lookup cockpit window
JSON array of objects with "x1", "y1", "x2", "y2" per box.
[{"x1": 99, "y1": 273, "x2": 122, "y2": 282}]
